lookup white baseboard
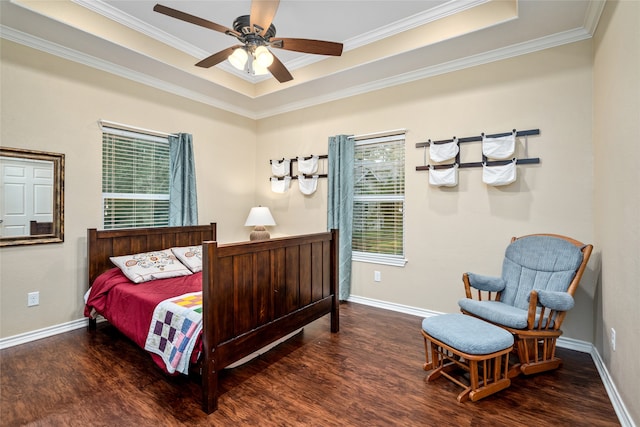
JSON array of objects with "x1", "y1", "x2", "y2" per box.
[
  {"x1": 347, "y1": 294, "x2": 635, "y2": 427},
  {"x1": 590, "y1": 346, "x2": 636, "y2": 427},
  {"x1": 0, "y1": 317, "x2": 89, "y2": 350}
]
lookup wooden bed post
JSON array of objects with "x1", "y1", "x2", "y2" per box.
[
  {"x1": 87, "y1": 228, "x2": 98, "y2": 331},
  {"x1": 201, "y1": 240, "x2": 219, "y2": 414},
  {"x1": 330, "y1": 229, "x2": 340, "y2": 333}
]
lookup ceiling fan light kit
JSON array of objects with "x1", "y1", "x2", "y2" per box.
[
  {"x1": 228, "y1": 47, "x2": 249, "y2": 70},
  {"x1": 255, "y1": 46, "x2": 274, "y2": 67},
  {"x1": 153, "y1": 1, "x2": 343, "y2": 83},
  {"x1": 229, "y1": 45, "x2": 274, "y2": 75}
]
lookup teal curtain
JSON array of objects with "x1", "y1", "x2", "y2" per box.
[
  {"x1": 328, "y1": 134, "x2": 354, "y2": 300},
  {"x1": 168, "y1": 133, "x2": 198, "y2": 226}
]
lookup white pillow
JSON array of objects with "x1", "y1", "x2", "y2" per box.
[
  {"x1": 110, "y1": 249, "x2": 192, "y2": 283},
  {"x1": 171, "y1": 245, "x2": 203, "y2": 273}
]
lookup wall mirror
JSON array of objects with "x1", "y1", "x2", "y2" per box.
[{"x1": 0, "y1": 147, "x2": 65, "y2": 247}]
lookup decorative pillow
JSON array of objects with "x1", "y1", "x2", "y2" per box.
[
  {"x1": 171, "y1": 245, "x2": 203, "y2": 273},
  {"x1": 110, "y1": 249, "x2": 192, "y2": 283}
]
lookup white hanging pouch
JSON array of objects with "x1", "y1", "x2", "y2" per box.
[
  {"x1": 482, "y1": 159, "x2": 517, "y2": 186},
  {"x1": 297, "y1": 155, "x2": 319, "y2": 175},
  {"x1": 298, "y1": 175, "x2": 318, "y2": 195},
  {"x1": 429, "y1": 164, "x2": 458, "y2": 187},
  {"x1": 482, "y1": 131, "x2": 515, "y2": 159},
  {"x1": 271, "y1": 176, "x2": 291, "y2": 193},
  {"x1": 429, "y1": 138, "x2": 459, "y2": 162},
  {"x1": 271, "y1": 159, "x2": 291, "y2": 177}
]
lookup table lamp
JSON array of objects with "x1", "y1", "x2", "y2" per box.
[{"x1": 244, "y1": 206, "x2": 276, "y2": 241}]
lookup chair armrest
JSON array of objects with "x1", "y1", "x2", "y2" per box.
[
  {"x1": 466, "y1": 273, "x2": 506, "y2": 292},
  {"x1": 526, "y1": 290, "x2": 575, "y2": 330},
  {"x1": 532, "y1": 290, "x2": 575, "y2": 311},
  {"x1": 462, "y1": 272, "x2": 505, "y2": 300}
]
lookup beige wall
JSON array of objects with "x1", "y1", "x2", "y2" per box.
[
  {"x1": 593, "y1": 0, "x2": 640, "y2": 423},
  {"x1": 0, "y1": 40, "x2": 257, "y2": 338},
  {"x1": 1, "y1": 9, "x2": 638, "y2": 422},
  {"x1": 257, "y1": 40, "x2": 596, "y2": 341}
]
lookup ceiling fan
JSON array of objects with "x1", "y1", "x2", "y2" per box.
[{"x1": 153, "y1": 1, "x2": 344, "y2": 83}]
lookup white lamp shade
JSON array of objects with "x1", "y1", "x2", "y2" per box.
[
  {"x1": 254, "y1": 46, "x2": 274, "y2": 67},
  {"x1": 244, "y1": 206, "x2": 276, "y2": 227},
  {"x1": 252, "y1": 59, "x2": 270, "y2": 75},
  {"x1": 229, "y1": 48, "x2": 248, "y2": 70}
]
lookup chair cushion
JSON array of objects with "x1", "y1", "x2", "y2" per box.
[
  {"x1": 458, "y1": 299, "x2": 529, "y2": 329},
  {"x1": 422, "y1": 313, "x2": 514, "y2": 355},
  {"x1": 501, "y1": 236, "x2": 584, "y2": 309},
  {"x1": 458, "y1": 298, "x2": 559, "y2": 330}
]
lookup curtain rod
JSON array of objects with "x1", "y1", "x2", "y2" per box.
[
  {"x1": 98, "y1": 119, "x2": 178, "y2": 138},
  {"x1": 348, "y1": 128, "x2": 407, "y2": 141}
]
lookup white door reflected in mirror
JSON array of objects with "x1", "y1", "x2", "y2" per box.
[{"x1": 0, "y1": 156, "x2": 54, "y2": 237}]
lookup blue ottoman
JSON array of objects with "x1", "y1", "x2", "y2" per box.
[{"x1": 421, "y1": 313, "x2": 514, "y2": 402}]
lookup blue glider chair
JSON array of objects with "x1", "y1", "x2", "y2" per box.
[{"x1": 458, "y1": 234, "x2": 593, "y2": 377}]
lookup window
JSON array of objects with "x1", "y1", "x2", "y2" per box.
[
  {"x1": 352, "y1": 133, "x2": 406, "y2": 266},
  {"x1": 102, "y1": 127, "x2": 170, "y2": 229}
]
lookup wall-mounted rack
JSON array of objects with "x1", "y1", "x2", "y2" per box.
[
  {"x1": 270, "y1": 154, "x2": 328, "y2": 180},
  {"x1": 415, "y1": 128, "x2": 540, "y2": 171}
]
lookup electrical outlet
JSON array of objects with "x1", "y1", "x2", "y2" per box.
[
  {"x1": 374, "y1": 271, "x2": 381, "y2": 282},
  {"x1": 610, "y1": 328, "x2": 616, "y2": 351},
  {"x1": 27, "y1": 291, "x2": 39, "y2": 307}
]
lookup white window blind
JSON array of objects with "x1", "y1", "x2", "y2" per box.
[
  {"x1": 102, "y1": 127, "x2": 170, "y2": 229},
  {"x1": 353, "y1": 133, "x2": 406, "y2": 266}
]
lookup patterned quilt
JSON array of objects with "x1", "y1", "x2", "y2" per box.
[{"x1": 144, "y1": 292, "x2": 203, "y2": 374}]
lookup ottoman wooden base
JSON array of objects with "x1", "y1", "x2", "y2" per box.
[{"x1": 421, "y1": 314, "x2": 513, "y2": 402}]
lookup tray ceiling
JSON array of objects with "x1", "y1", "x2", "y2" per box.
[{"x1": 0, "y1": 0, "x2": 604, "y2": 119}]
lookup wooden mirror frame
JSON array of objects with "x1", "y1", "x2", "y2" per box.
[{"x1": 0, "y1": 147, "x2": 65, "y2": 247}]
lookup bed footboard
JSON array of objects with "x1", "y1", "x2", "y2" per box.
[{"x1": 201, "y1": 229, "x2": 339, "y2": 413}]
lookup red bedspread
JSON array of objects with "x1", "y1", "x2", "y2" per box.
[{"x1": 85, "y1": 268, "x2": 203, "y2": 372}]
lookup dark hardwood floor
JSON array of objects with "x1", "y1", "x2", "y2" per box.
[{"x1": 1, "y1": 303, "x2": 619, "y2": 427}]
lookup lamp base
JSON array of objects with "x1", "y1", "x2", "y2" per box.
[{"x1": 249, "y1": 225, "x2": 270, "y2": 241}]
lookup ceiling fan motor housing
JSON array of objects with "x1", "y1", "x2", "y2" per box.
[{"x1": 233, "y1": 15, "x2": 276, "y2": 41}]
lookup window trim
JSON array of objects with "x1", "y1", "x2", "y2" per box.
[
  {"x1": 101, "y1": 125, "x2": 171, "y2": 230},
  {"x1": 352, "y1": 132, "x2": 407, "y2": 267}
]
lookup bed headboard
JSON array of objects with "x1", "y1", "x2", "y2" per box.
[{"x1": 87, "y1": 223, "x2": 217, "y2": 287}]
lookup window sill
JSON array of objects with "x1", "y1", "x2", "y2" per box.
[{"x1": 352, "y1": 253, "x2": 407, "y2": 267}]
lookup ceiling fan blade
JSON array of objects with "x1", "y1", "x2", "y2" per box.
[
  {"x1": 250, "y1": 0, "x2": 280, "y2": 36},
  {"x1": 270, "y1": 38, "x2": 343, "y2": 56},
  {"x1": 195, "y1": 45, "x2": 242, "y2": 68},
  {"x1": 153, "y1": 4, "x2": 238, "y2": 36},
  {"x1": 268, "y1": 53, "x2": 293, "y2": 83}
]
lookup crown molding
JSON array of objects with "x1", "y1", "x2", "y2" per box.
[
  {"x1": 255, "y1": 27, "x2": 593, "y2": 119},
  {"x1": 0, "y1": 25, "x2": 259, "y2": 119},
  {"x1": 71, "y1": 0, "x2": 489, "y2": 83},
  {"x1": 1, "y1": 22, "x2": 593, "y2": 121},
  {"x1": 71, "y1": 0, "x2": 208, "y2": 59},
  {"x1": 284, "y1": 0, "x2": 488, "y2": 72},
  {"x1": 583, "y1": 0, "x2": 606, "y2": 35}
]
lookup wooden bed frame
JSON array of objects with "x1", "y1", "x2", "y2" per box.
[{"x1": 87, "y1": 223, "x2": 339, "y2": 413}]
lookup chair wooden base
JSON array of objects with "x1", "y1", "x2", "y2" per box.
[
  {"x1": 421, "y1": 330, "x2": 512, "y2": 402},
  {"x1": 510, "y1": 330, "x2": 564, "y2": 377},
  {"x1": 462, "y1": 310, "x2": 566, "y2": 378}
]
